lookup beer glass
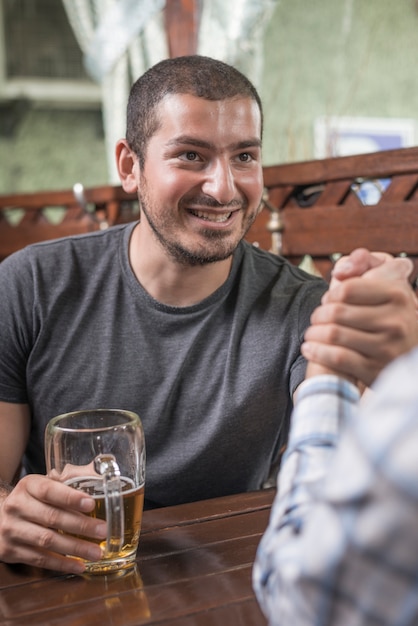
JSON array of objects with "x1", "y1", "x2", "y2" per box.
[{"x1": 45, "y1": 409, "x2": 145, "y2": 574}]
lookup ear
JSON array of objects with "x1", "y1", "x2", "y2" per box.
[{"x1": 115, "y1": 139, "x2": 139, "y2": 193}]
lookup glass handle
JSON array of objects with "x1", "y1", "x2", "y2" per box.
[{"x1": 94, "y1": 454, "x2": 124, "y2": 557}]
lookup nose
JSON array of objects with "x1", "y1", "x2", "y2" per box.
[{"x1": 201, "y1": 159, "x2": 237, "y2": 205}]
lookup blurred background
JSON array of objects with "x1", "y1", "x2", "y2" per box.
[{"x1": 0, "y1": 0, "x2": 417, "y2": 194}]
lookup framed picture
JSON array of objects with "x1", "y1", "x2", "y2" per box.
[{"x1": 314, "y1": 115, "x2": 417, "y2": 158}]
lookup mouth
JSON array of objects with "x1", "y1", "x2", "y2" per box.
[{"x1": 188, "y1": 209, "x2": 234, "y2": 223}]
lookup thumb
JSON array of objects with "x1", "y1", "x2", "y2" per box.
[
  {"x1": 330, "y1": 249, "x2": 387, "y2": 290},
  {"x1": 362, "y1": 256, "x2": 413, "y2": 282}
]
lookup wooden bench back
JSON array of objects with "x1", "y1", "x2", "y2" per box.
[
  {"x1": 262, "y1": 146, "x2": 418, "y2": 286},
  {"x1": 0, "y1": 185, "x2": 139, "y2": 261},
  {"x1": 1, "y1": 147, "x2": 418, "y2": 290}
]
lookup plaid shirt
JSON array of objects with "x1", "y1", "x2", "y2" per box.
[{"x1": 253, "y1": 346, "x2": 418, "y2": 625}]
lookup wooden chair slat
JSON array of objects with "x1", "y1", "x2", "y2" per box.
[{"x1": 380, "y1": 173, "x2": 418, "y2": 201}]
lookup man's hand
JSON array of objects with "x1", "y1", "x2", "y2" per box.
[
  {"x1": 302, "y1": 249, "x2": 418, "y2": 386},
  {"x1": 0, "y1": 474, "x2": 107, "y2": 574}
]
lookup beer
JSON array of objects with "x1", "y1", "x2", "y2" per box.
[{"x1": 65, "y1": 476, "x2": 144, "y2": 573}]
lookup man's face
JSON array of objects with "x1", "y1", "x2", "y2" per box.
[{"x1": 137, "y1": 93, "x2": 264, "y2": 266}]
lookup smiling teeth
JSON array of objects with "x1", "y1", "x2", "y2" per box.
[{"x1": 191, "y1": 210, "x2": 232, "y2": 222}]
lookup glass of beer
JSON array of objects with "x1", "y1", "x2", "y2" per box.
[{"x1": 45, "y1": 409, "x2": 146, "y2": 574}]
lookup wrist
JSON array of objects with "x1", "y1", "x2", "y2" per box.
[
  {"x1": 296, "y1": 374, "x2": 360, "y2": 404},
  {"x1": 305, "y1": 361, "x2": 358, "y2": 386}
]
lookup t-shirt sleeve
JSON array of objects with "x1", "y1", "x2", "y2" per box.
[
  {"x1": 289, "y1": 279, "x2": 327, "y2": 395},
  {"x1": 0, "y1": 250, "x2": 35, "y2": 403}
]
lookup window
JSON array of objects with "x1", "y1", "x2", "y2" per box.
[{"x1": 0, "y1": 0, "x2": 100, "y2": 106}]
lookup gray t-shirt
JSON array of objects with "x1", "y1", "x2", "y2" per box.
[{"x1": 0, "y1": 223, "x2": 327, "y2": 507}]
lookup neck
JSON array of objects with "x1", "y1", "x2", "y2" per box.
[{"x1": 128, "y1": 223, "x2": 233, "y2": 307}]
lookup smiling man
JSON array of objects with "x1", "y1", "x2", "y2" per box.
[
  {"x1": 0, "y1": 56, "x2": 412, "y2": 575},
  {"x1": 116, "y1": 61, "x2": 265, "y2": 306},
  {"x1": 121, "y1": 93, "x2": 263, "y2": 268},
  {"x1": 117, "y1": 91, "x2": 263, "y2": 305}
]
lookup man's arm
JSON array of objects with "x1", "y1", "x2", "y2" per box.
[
  {"x1": 254, "y1": 353, "x2": 418, "y2": 625},
  {"x1": 0, "y1": 402, "x2": 30, "y2": 489},
  {"x1": 0, "y1": 401, "x2": 107, "y2": 574},
  {"x1": 253, "y1": 375, "x2": 360, "y2": 624}
]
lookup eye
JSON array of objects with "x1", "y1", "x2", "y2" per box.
[
  {"x1": 238, "y1": 153, "x2": 252, "y2": 162},
  {"x1": 181, "y1": 151, "x2": 200, "y2": 161}
]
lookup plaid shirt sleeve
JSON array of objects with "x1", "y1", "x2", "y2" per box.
[{"x1": 253, "y1": 348, "x2": 418, "y2": 626}]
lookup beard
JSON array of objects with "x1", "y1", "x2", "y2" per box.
[{"x1": 138, "y1": 188, "x2": 260, "y2": 267}]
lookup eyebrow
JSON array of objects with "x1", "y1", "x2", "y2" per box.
[{"x1": 166, "y1": 135, "x2": 262, "y2": 151}]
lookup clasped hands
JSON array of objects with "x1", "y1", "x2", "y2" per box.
[{"x1": 302, "y1": 248, "x2": 418, "y2": 387}]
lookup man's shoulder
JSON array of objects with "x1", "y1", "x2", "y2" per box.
[
  {"x1": 238, "y1": 241, "x2": 327, "y2": 288},
  {"x1": 1, "y1": 223, "x2": 135, "y2": 272}
]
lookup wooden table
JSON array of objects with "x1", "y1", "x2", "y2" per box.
[{"x1": 0, "y1": 489, "x2": 274, "y2": 625}]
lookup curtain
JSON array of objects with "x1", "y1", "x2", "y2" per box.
[
  {"x1": 62, "y1": 0, "x2": 167, "y2": 183},
  {"x1": 62, "y1": 0, "x2": 278, "y2": 183},
  {"x1": 197, "y1": 0, "x2": 278, "y2": 89}
]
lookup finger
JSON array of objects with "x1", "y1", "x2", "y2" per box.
[
  {"x1": 0, "y1": 539, "x2": 88, "y2": 575},
  {"x1": 0, "y1": 477, "x2": 107, "y2": 569},
  {"x1": 0, "y1": 498, "x2": 104, "y2": 569},
  {"x1": 22, "y1": 520, "x2": 104, "y2": 562},
  {"x1": 330, "y1": 253, "x2": 413, "y2": 297},
  {"x1": 301, "y1": 341, "x2": 379, "y2": 387},
  {"x1": 332, "y1": 248, "x2": 386, "y2": 281},
  {"x1": 303, "y1": 314, "x2": 418, "y2": 386},
  {"x1": 31, "y1": 501, "x2": 107, "y2": 540},
  {"x1": 309, "y1": 301, "x2": 407, "y2": 333},
  {"x1": 0, "y1": 501, "x2": 105, "y2": 566},
  {"x1": 362, "y1": 256, "x2": 413, "y2": 282},
  {"x1": 5, "y1": 491, "x2": 107, "y2": 542},
  {"x1": 8, "y1": 476, "x2": 107, "y2": 537},
  {"x1": 17, "y1": 474, "x2": 96, "y2": 515},
  {"x1": 322, "y1": 277, "x2": 414, "y2": 308},
  {"x1": 304, "y1": 319, "x2": 415, "y2": 363},
  {"x1": 308, "y1": 303, "x2": 418, "y2": 358},
  {"x1": 304, "y1": 323, "x2": 381, "y2": 355},
  {"x1": 0, "y1": 526, "x2": 99, "y2": 575},
  {"x1": 25, "y1": 475, "x2": 96, "y2": 513}
]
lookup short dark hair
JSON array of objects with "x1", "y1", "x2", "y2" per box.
[{"x1": 126, "y1": 55, "x2": 263, "y2": 167}]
